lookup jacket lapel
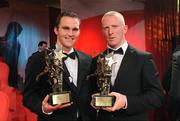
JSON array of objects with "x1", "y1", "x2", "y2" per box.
[
  {"x1": 76, "y1": 51, "x2": 87, "y2": 93},
  {"x1": 113, "y1": 45, "x2": 136, "y2": 90}
]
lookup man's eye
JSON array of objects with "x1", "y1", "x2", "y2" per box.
[{"x1": 103, "y1": 27, "x2": 109, "y2": 30}]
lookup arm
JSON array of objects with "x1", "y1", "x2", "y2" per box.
[
  {"x1": 168, "y1": 53, "x2": 180, "y2": 120},
  {"x1": 23, "y1": 54, "x2": 47, "y2": 117},
  {"x1": 169, "y1": 53, "x2": 180, "y2": 100},
  {"x1": 125, "y1": 54, "x2": 164, "y2": 114}
]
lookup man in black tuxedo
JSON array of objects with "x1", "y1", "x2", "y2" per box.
[
  {"x1": 37, "y1": 41, "x2": 48, "y2": 52},
  {"x1": 30, "y1": 41, "x2": 48, "y2": 57},
  {"x1": 91, "y1": 11, "x2": 164, "y2": 121},
  {"x1": 168, "y1": 45, "x2": 180, "y2": 121},
  {"x1": 23, "y1": 11, "x2": 95, "y2": 121}
]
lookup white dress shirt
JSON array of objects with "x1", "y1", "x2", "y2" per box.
[
  {"x1": 64, "y1": 48, "x2": 78, "y2": 86},
  {"x1": 108, "y1": 41, "x2": 128, "y2": 86}
]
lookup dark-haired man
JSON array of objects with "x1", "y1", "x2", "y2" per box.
[
  {"x1": 23, "y1": 11, "x2": 95, "y2": 121},
  {"x1": 38, "y1": 41, "x2": 48, "y2": 52}
]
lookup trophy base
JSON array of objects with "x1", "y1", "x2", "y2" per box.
[
  {"x1": 93, "y1": 95, "x2": 115, "y2": 107},
  {"x1": 49, "y1": 91, "x2": 71, "y2": 105}
]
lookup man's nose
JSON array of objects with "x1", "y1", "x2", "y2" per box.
[
  {"x1": 67, "y1": 30, "x2": 73, "y2": 36},
  {"x1": 108, "y1": 28, "x2": 113, "y2": 35}
]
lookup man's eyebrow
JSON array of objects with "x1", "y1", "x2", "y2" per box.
[
  {"x1": 62, "y1": 26, "x2": 70, "y2": 29},
  {"x1": 73, "y1": 27, "x2": 79, "y2": 30}
]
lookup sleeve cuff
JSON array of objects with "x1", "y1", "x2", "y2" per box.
[{"x1": 42, "y1": 106, "x2": 53, "y2": 115}]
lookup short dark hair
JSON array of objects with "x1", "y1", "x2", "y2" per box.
[
  {"x1": 55, "y1": 11, "x2": 80, "y2": 28},
  {"x1": 38, "y1": 41, "x2": 47, "y2": 47}
]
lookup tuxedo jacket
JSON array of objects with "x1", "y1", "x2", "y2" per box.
[
  {"x1": 23, "y1": 49, "x2": 96, "y2": 121},
  {"x1": 168, "y1": 50, "x2": 180, "y2": 121},
  {"x1": 162, "y1": 45, "x2": 180, "y2": 94},
  {"x1": 92, "y1": 45, "x2": 164, "y2": 121}
]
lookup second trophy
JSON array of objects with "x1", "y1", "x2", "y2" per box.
[{"x1": 92, "y1": 52, "x2": 116, "y2": 107}]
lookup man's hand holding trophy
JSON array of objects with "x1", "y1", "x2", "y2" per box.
[
  {"x1": 91, "y1": 51, "x2": 128, "y2": 112},
  {"x1": 91, "y1": 52, "x2": 116, "y2": 108}
]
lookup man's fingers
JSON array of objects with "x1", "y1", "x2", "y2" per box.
[
  {"x1": 56, "y1": 102, "x2": 73, "y2": 109},
  {"x1": 102, "y1": 107, "x2": 113, "y2": 112},
  {"x1": 91, "y1": 93, "x2": 100, "y2": 98}
]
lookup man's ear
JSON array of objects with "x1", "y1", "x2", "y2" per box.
[
  {"x1": 54, "y1": 27, "x2": 58, "y2": 35},
  {"x1": 123, "y1": 25, "x2": 128, "y2": 34}
]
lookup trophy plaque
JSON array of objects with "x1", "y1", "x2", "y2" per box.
[
  {"x1": 36, "y1": 47, "x2": 71, "y2": 105},
  {"x1": 92, "y1": 52, "x2": 116, "y2": 107}
]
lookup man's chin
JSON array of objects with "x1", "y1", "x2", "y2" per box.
[
  {"x1": 108, "y1": 42, "x2": 116, "y2": 47},
  {"x1": 64, "y1": 45, "x2": 73, "y2": 49}
]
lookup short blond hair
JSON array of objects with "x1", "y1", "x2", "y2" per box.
[{"x1": 102, "y1": 11, "x2": 125, "y2": 25}]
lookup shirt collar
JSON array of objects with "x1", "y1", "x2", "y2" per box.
[{"x1": 107, "y1": 41, "x2": 128, "y2": 54}]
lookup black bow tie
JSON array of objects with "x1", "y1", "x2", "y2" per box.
[
  {"x1": 63, "y1": 52, "x2": 76, "y2": 60},
  {"x1": 108, "y1": 48, "x2": 123, "y2": 55}
]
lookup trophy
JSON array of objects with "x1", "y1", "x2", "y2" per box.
[
  {"x1": 36, "y1": 46, "x2": 71, "y2": 105},
  {"x1": 92, "y1": 52, "x2": 116, "y2": 107}
]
